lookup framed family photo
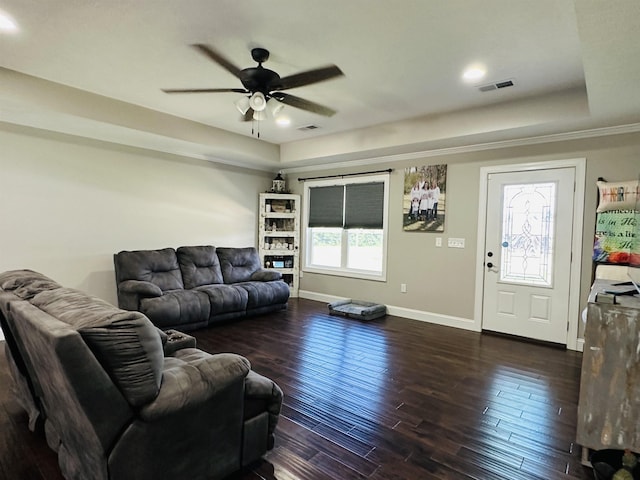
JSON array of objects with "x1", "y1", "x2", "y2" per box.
[{"x1": 403, "y1": 164, "x2": 447, "y2": 232}]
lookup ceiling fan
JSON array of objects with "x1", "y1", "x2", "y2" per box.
[{"x1": 162, "y1": 44, "x2": 344, "y2": 122}]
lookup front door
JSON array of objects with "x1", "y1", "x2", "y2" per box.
[{"x1": 482, "y1": 167, "x2": 575, "y2": 344}]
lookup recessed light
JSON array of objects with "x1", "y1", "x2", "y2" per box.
[
  {"x1": 275, "y1": 117, "x2": 291, "y2": 127},
  {"x1": 0, "y1": 11, "x2": 18, "y2": 32},
  {"x1": 462, "y1": 66, "x2": 486, "y2": 82}
]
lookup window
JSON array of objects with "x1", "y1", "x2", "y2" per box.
[
  {"x1": 303, "y1": 174, "x2": 389, "y2": 280},
  {"x1": 500, "y1": 182, "x2": 556, "y2": 286}
]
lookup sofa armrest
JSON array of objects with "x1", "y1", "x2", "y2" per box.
[
  {"x1": 118, "y1": 280, "x2": 163, "y2": 297},
  {"x1": 160, "y1": 329, "x2": 197, "y2": 356},
  {"x1": 250, "y1": 269, "x2": 283, "y2": 282},
  {"x1": 244, "y1": 370, "x2": 283, "y2": 447},
  {"x1": 139, "y1": 352, "x2": 250, "y2": 421}
]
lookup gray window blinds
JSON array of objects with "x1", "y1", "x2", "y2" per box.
[
  {"x1": 344, "y1": 182, "x2": 384, "y2": 229},
  {"x1": 308, "y1": 185, "x2": 344, "y2": 227},
  {"x1": 308, "y1": 182, "x2": 384, "y2": 229}
]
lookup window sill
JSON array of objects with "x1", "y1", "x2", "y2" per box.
[{"x1": 303, "y1": 266, "x2": 386, "y2": 282}]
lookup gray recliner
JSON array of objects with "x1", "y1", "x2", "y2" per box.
[{"x1": 0, "y1": 269, "x2": 283, "y2": 480}]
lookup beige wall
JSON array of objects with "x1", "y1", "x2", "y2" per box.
[
  {"x1": 0, "y1": 124, "x2": 272, "y2": 307},
  {"x1": 1, "y1": 121, "x2": 638, "y2": 346},
  {"x1": 291, "y1": 132, "x2": 640, "y2": 342}
]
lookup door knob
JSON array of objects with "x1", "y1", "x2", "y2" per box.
[
  {"x1": 487, "y1": 251, "x2": 493, "y2": 257},
  {"x1": 487, "y1": 262, "x2": 494, "y2": 268}
]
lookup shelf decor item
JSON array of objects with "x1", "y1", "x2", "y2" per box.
[{"x1": 272, "y1": 172, "x2": 286, "y2": 193}]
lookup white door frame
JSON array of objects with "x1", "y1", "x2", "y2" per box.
[{"x1": 473, "y1": 158, "x2": 586, "y2": 351}]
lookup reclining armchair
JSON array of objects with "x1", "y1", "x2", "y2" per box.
[{"x1": 0, "y1": 269, "x2": 283, "y2": 480}]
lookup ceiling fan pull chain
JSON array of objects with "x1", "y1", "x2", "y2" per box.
[{"x1": 251, "y1": 119, "x2": 261, "y2": 138}]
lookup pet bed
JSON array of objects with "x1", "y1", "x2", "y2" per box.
[{"x1": 328, "y1": 299, "x2": 387, "y2": 321}]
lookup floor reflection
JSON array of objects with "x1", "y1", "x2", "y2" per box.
[
  {"x1": 467, "y1": 363, "x2": 572, "y2": 476},
  {"x1": 295, "y1": 315, "x2": 390, "y2": 416}
]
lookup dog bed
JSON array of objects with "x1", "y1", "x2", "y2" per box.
[{"x1": 328, "y1": 299, "x2": 387, "y2": 321}]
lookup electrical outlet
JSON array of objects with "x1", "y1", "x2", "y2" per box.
[
  {"x1": 435, "y1": 237, "x2": 442, "y2": 247},
  {"x1": 400, "y1": 283, "x2": 407, "y2": 293},
  {"x1": 448, "y1": 238, "x2": 465, "y2": 248}
]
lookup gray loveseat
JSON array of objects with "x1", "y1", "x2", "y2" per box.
[
  {"x1": 0, "y1": 269, "x2": 283, "y2": 480},
  {"x1": 114, "y1": 246, "x2": 290, "y2": 331}
]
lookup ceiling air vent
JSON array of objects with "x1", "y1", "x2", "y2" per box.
[
  {"x1": 478, "y1": 84, "x2": 497, "y2": 92},
  {"x1": 297, "y1": 125, "x2": 320, "y2": 131},
  {"x1": 478, "y1": 79, "x2": 515, "y2": 92},
  {"x1": 496, "y1": 80, "x2": 514, "y2": 89}
]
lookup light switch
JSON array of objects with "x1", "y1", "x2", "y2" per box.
[{"x1": 448, "y1": 238, "x2": 465, "y2": 248}]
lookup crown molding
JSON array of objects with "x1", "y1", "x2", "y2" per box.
[{"x1": 282, "y1": 122, "x2": 640, "y2": 174}]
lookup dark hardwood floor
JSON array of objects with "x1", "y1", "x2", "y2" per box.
[{"x1": 0, "y1": 298, "x2": 593, "y2": 480}]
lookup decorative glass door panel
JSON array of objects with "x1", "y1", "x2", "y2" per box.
[
  {"x1": 500, "y1": 182, "x2": 556, "y2": 287},
  {"x1": 482, "y1": 167, "x2": 575, "y2": 345}
]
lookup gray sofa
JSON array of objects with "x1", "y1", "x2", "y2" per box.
[
  {"x1": 0, "y1": 269, "x2": 283, "y2": 480},
  {"x1": 114, "y1": 246, "x2": 289, "y2": 331}
]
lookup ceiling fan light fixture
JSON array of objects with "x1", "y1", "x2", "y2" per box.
[
  {"x1": 267, "y1": 98, "x2": 284, "y2": 116},
  {"x1": 253, "y1": 109, "x2": 266, "y2": 121},
  {"x1": 235, "y1": 96, "x2": 251, "y2": 115},
  {"x1": 249, "y1": 92, "x2": 267, "y2": 112}
]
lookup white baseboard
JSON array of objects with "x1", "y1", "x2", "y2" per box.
[
  {"x1": 386, "y1": 305, "x2": 479, "y2": 331},
  {"x1": 298, "y1": 290, "x2": 347, "y2": 304},
  {"x1": 298, "y1": 290, "x2": 584, "y2": 347},
  {"x1": 298, "y1": 290, "x2": 479, "y2": 332}
]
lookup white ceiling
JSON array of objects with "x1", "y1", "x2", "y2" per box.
[{"x1": 1, "y1": 1, "x2": 639, "y2": 170}]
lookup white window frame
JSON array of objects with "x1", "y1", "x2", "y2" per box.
[{"x1": 302, "y1": 173, "x2": 389, "y2": 281}]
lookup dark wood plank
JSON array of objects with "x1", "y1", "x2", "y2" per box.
[{"x1": 0, "y1": 298, "x2": 594, "y2": 479}]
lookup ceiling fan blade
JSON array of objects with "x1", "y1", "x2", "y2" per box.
[
  {"x1": 192, "y1": 44, "x2": 243, "y2": 79},
  {"x1": 162, "y1": 88, "x2": 248, "y2": 94},
  {"x1": 273, "y1": 92, "x2": 337, "y2": 117},
  {"x1": 274, "y1": 65, "x2": 344, "y2": 91}
]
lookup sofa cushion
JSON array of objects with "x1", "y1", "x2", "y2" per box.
[
  {"x1": 140, "y1": 290, "x2": 211, "y2": 329},
  {"x1": 234, "y1": 281, "x2": 290, "y2": 309},
  {"x1": 30, "y1": 288, "x2": 164, "y2": 407},
  {"x1": 216, "y1": 247, "x2": 262, "y2": 284},
  {"x1": 177, "y1": 246, "x2": 224, "y2": 289},
  {"x1": 114, "y1": 248, "x2": 184, "y2": 292},
  {"x1": 194, "y1": 284, "x2": 248, "y2": 317},
  {"x1": 140, "y1": 351, "x2": 250, "y2": 420},
  {"x1": 250, "y1": 269, "x2": 282, "y2": 282}
]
